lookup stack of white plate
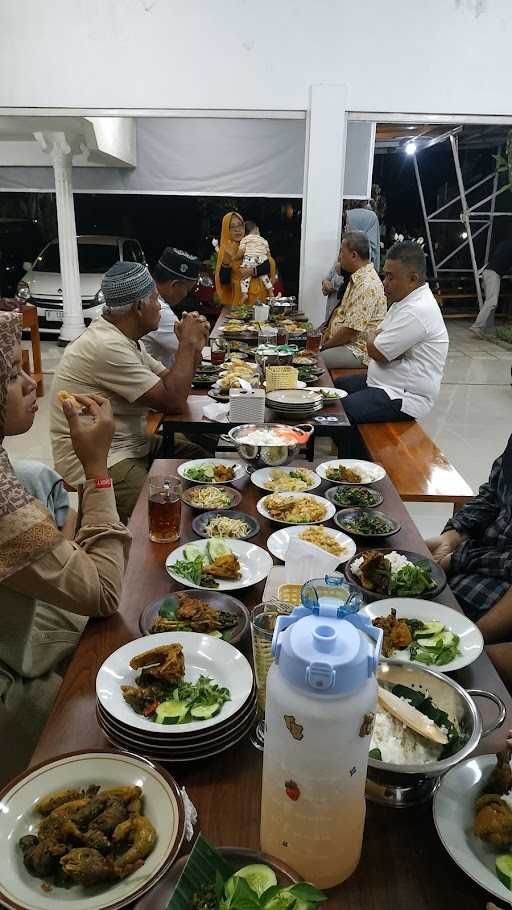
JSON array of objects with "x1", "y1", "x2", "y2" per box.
[
  {"x1": 266, "y1": 388, "x2": 323, "y2": 417},
  {"x1": 96, "y1": 632, "x2": 256, "y2": 763}
]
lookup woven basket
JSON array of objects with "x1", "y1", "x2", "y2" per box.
[
  {"x1": 265, "y1": 365, "x2": 298, "y2": 391},
  {"x1": 277, "y1": 583, "x2": 303, "y2": 606}
]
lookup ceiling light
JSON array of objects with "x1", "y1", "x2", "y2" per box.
[
  {"x1": 405, "y1": 140, "x2": 417, "y2": 156},
  {"x1": 461, "y1": 231, "x2": 468, "y2": 240}
]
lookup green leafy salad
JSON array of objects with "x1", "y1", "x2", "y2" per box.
[{"x1": 171, "y1": 540, "x2": 241, "y2": 589}]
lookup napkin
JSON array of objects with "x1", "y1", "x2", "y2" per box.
[
  {"x1": 284, "y1": 537, "x2": 342, "y2": 585},
  {"x1": 202, "y1": 401, "x2": 230, "y2": 422},
  {"x1": 181, "y1": 787, "x2": 198, "y2": 841}
]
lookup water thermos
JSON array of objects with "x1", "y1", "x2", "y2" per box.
[{"x1": 260, "y1": 579, "x2": 383, "y2": 889}]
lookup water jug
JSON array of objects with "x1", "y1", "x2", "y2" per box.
[{"x1": 260, "y1": 580, "x2": 382, "y2": 889}]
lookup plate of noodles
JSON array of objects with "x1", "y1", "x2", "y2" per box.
[
  {"x1": 191, "y1": 510, "x2": 260, "y2": 540},
  {"x1": 250, "y1": 466, "x2": 321, "y2": 493},
  {"x1": 256, "y1": 492, "x2": 335, "y2": 525},
  {"x1": 266, "y1": 524, "x2": 356, "y2": 563}
]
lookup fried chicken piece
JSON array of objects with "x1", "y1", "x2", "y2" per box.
[
  {"x1": 89, "y1": 798, "x2": 128, "y2": 836},
  {"x1": 483, "y1": 750, "x2": 512, "y2": 796},
  {"x1": 19, "y1": 836, "x2": 68, "y2": 878},
  {"x1": 207, "y1": 553, "x2": 241, "y2": 580},
  {"x1": 213, "y1": 464, "x2": 235, "y2": 482},
  {"x1": 37, "y1": 814, "x2": 84, "y2": 844},
  {"x1": 359, "y1": 551, "x2": 391, "y2": 594},
  {"x1": 474, "y1": 794, "x2": 512, "y2": 846},
  {"x1": 121, "y1": 684, "x2": 163, "y2": 714},
  {"x1": 36, "y1": 788, "x2": 83, "y2": 815},
  {"x1": 111, "y1": 814, "x2": 157, "y2": 878},
  {"x1": 60, "y1": 847, "x2": 113, "y2": 886},
  {"x1": 175, "y1": 596, "x2": 219, "y2": 631},
  {"x1": 373, "y1": 609, "x2": 412, "y2": 657},
  {"x1": 129, "y1": 643, "x2": 185, "y2": 683}
]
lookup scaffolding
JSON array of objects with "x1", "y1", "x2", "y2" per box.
[{"x1": 413, "y1": 129, "x2": 512, "y2": 310}]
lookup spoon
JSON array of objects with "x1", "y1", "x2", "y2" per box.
[{"x1": 378, "y1": 685, "x2": 448, "y2": 745}]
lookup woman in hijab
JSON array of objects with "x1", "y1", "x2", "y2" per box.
[
  {"x1": 0, "y1": 312, "x2": 130, "y2": 785},
  {"x1": 345, "y1": 203, "x2": 381, "y2": 274},
  {"x1": 214, "y1": 211, "x2": 276, "y2": 307},
  {"x1": 426, "y1": 435, "x2": 512, "y2": 689}
]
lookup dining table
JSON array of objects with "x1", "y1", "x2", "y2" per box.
[
  {"x1": 30, "y1": 457, "x2": 512, "y2": 909},
  {"x1": 159, "y1": 307, "x2": 357, "y2": 458}
]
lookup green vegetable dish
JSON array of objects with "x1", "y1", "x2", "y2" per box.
[
  {"x1": 168, "y1": 834, "x2": 326, "y2": 910},
  {"x1": 333, "y1": 486, "x2": 381, "y2": 508},
  {"x1": 340, "y1": 511, "x2": 395, "y2": 536},
  {"x1": 351, "y1": 550, "x2": 438, "y2": 597},
  {"x1": 171, "y1": 540, "x2": 242, "y2": 589},
  {"x1": 372, "y1": 608, "x2": 461, "y2": 665}
]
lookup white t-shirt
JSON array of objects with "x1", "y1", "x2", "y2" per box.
[
  {"x1": 141, "y1": 295, "x2": 179, "y2": 368},
  {"x1": 367, "y1": 283, "x2": 449, "y2": 419}
]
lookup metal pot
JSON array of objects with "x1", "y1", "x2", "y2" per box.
[
  {"x1": 269, "y1": 298, "x2": 298, "y2": 317},
  {"x1": 366, "y1": 660, "x2": 506, "y2": 808},
  {"x1": 220, "y1": 423, "x2": 314, "y2": 467}
]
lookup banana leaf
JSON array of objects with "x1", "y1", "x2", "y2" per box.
[{"x1": 165, "y1": 834, "x2": 233, "y2": 910}]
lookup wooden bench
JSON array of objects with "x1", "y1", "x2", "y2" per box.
[
  {"x1": 358, "y1": 420, "x2": 473, "y2": 512},
  {"x1": 146, "y1": 412, "x2": 163, "y2": 436}
]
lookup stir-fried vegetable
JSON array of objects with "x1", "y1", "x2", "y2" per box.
[{"x1": 389, "y1": 562, "x2": 437, "y2": 596}]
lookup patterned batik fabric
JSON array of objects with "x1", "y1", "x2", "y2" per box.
[{"x1": 0, "y1": 312, "x2": 61, "y2": 581}]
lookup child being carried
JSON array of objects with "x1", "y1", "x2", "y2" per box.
[{"x1": 235, "y1": 220, "x2": 273, "y2": 303}]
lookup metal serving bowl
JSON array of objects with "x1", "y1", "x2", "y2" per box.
[
  {"x1": 254, "y1": 347, "x2": 295, "y2": 367},
  {"x1": 366, "y1": 660, "x2": 506, "y2": 808},
  {"x1": 221, "y1": 423, "x2": 314, "y2": 468}
]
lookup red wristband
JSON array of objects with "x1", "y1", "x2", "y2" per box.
[{"x1": 95, "y1": 477, "x2": 112, "y2": 489}]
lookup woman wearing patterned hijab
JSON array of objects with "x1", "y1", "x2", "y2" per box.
[{"x1": 0, "y1": 312, "x2": 131, "y2": 786}]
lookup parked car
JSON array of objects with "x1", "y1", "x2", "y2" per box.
[
  {"x1": 16, "y1": 234, "x2": 146, "y2": 332},
  {"x1": 0, "y1": 218, "x2": 42, "y2": 298}
]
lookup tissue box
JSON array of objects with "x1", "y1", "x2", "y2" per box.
[{"x1": 229, "y1": 388, "x2": 266, "y2": 423}]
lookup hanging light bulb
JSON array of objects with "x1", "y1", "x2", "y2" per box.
[{"x1": 405, "y1": 140, "x2": 417, "y2": 156}]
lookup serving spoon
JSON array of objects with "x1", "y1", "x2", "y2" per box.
[{"x1": 378, "y1": 685, "x2": 448, "y2": 745}]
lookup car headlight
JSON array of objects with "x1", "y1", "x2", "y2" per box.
[{"x1": 16, "y1": 281, "x2": 31, "y2": 301}]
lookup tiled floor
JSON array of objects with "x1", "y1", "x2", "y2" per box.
[{"x1": 5, "y1": 320, "x2": 511, "y2": 538}]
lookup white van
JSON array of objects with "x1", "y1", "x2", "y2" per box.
[{"x1": 17, "y1": 235, "x2": 146, "y2": 333}]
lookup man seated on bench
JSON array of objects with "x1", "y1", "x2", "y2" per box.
[
  {"x1": 334, "y1": 241, "x2": 448, "y2": 424},
  {"x1": 50, "y1": 262, "x2": 210, "y2": 524},
  {"x1": 320, "y1": 231, "x2": 387, "y2": 370}
]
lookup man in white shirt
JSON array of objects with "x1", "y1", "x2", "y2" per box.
[
  {"x1": 142, "y1": 246, "x2": 200, "y2": 368},
  {"x1": 334, "y1": 241, "x2": 449, "y2": 423}
]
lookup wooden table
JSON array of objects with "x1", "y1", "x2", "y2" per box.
[
  {"x1": 31, "y1": 459, "x2": 511, "y2": 909},
  {"x1": 160, "y1": 307, "x2": 355, "y2": 458}
]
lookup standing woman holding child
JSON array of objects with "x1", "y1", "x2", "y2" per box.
[{"x1": 214, "y1": 211, "x2": 276, "y2": 307}]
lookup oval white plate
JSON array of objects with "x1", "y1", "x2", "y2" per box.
[
  {"x1": 360, "y1": 598, "x2": 483, "y2": 672},
  {"x1": 250, "y1": 466, "x2": 321, "y2": 493},
  {"x1": 263, "y1": 380, "x2": 306, "y2": 390},
  {"x1": 165, "y1": 537, "x2": 273, "y2": 591},
  {"x1": 433, "y1": 755, "x2": 512, "y2": 906},
  {"x1": 177, "y1": 458, "x2": 246, "y2": 485},
  {"x1": 0, "y1": 751, "x2": 185, "y2": 910},
  {"x1": 266, "y1": 524, "x2": 356, "y2": 564},
  {"x1": 257, "y1": 491, "x2": 336, "y2": 525},
  {"x1": 316, "y1": 458, "x2": 386, "y2": 485},
  {"x1": 309, "y1": 386, "x2": 348, "y2": 399},
  {"x1": 96, "y1": 631, "x2": 253, "y2": 734}
]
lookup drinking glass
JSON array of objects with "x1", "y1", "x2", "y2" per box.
[
  {"x1": 211, "y1": 337, "x2": 227, "y2": 366},
  {"x1": 250, "y1": 601, "x2": 292, "y2": 751},
  {"x1": 306, "y1": 329, "x2": 322, "y2": 353},
  {"x1": 148, "y1": 476, "x2": 182, "y2": 543},
  {"x1": 258, "y1": 326, "x2": 278, "y2": 347}
]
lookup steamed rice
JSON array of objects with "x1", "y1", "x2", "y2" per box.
[
  {"x1": 351, "y1": 551, "x2": 413, "y2": 578},
  {"x1": 370, "y1": 708, "x2": 443, "y2": 765}
]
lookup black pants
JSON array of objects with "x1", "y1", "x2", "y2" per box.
[{"x1": 334, "y1": 372, "x2": 414, "y2": 425}]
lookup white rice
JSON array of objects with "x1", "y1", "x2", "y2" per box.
[
  {"x1": 351, "y1": 551, "x2": 413, "y2": 578},
  {"x1": 237, "y1": 429, "x2": 288, "y2": 445},
  {"x1": 370, "y1": 708, "x2": 443, "y2": 765}
]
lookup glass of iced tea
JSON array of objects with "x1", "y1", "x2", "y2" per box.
[
  {"x1": 306, "y1": 329, "x2": 322, "y2": 353},
  {"x1": 148, "y1": 476, "x2": 182, "y2": 543},
  {"x1": 250, "y1": 601, "x2": 292, "y2": 751},
  {"x1": 211, "y1": 337, "x2": 227, "y2": 366}
]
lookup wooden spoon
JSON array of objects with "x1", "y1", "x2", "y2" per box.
[{"x1": 378, "y1": 685, "x2": 448, "y2": 745}]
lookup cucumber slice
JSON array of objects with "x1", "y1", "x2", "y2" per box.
[
  {"x1": 496, "y1": 854, "x2": 512, "y2": 889},
  {"x1": 440, "y1": 630, "x2": 456, "y2": 646},
  {"x1": 417, "y1": 634, "x2": 444, "y2": 648},
  {"x1": 417, "y1": 621, "x2": 444, "y2": 636},
  {"x1": 207, "y1": 537, "x2": 231, "y2": 561},
  {"x1": 190, "y1": 702, "x2": 221, "y2": 719},
  {"x1": 183, "y1": 544, "x2": 202, "y2": 562},
  {"x1": 155, "y1": 700, "x2": 190, "y2": 724},
  {"x1": 209, "y1": 630, "x2": 223, "y2": 638},
  {"x1": 235, "y1": 864, "x2": 278, "y2": 897}
]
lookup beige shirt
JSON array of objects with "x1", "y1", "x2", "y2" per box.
[
  {"x1": 50, "y1": 317, "x2": 167, "y2": 486},
  {"x1": 0, "y1": 482, "x2": 130, "y2": 782},
  {"x1": 239, "y1": 234, "x2": 270, "y2": 259},
  {"x1": 324, "y1": 262, "x2": 387, "y2": 365}
]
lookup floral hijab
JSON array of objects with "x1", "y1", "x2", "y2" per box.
[{"x1": 0, "y1": 312, "x2": 61, "y2": 581}]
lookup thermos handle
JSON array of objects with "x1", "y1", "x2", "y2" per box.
[{"x1": 346, "y1": 612, "x2": 383, "y2": 674}]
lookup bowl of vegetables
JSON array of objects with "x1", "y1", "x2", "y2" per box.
[
  {"x1": 132, "y1": 834, "x2": 326, "y2": 910},
  {"x1": 324, "y1": 485, "x2": 384, "y2": 509},
  {"x1": 334, "y1": 508, "x2": 401, "y2": 539},
  {"x1": 139, "y1": 589, "x2": 250, "y2": 644},
  {"x1": 344, "y1": 548, "x2": 447, "y2": 601},
  {"x1": 181, "y1": 485, "x2": 243, "y2": 512}
]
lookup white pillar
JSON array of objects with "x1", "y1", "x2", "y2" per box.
[
  {"x1": 299, "y1": 84, "x2": 348, "y2": 323},
  {"x1": 34, "y1": 131, "x2": 85, "y2": 343}
]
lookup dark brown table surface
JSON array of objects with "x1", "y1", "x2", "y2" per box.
[{"x1": 31, "y1": 459, "x2": 511, "y2": 909}]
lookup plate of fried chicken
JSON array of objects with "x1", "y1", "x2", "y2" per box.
[{"x1": 139, "y1": 590, "x2": 250, "y2": 645}]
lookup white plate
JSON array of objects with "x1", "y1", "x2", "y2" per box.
[
  {"x1": 256, "y1": 491, "x2": 336, "y2": 525},
  {"x1": 0, "y1": 751, "x2": 185, "y2": 910},
  {"x1": 434, "y1": 755, "x2": 512, "y2": 906},
  {"x1": 96, "y1": 631, "x2": 253, "y2": 735},
  {"x1": 309, "y1": 386, "x2": 348, "y2": 400},
  {"x1": 263, "y1": 380, "x2": 306, "y2": 390},
  {"x1": 177, "y1": 458, "x2": 246, "y2": 485},
  {"x1": 266, "y1": 389, "x2": 322, "y2": 406},
  {"x1": 316, "y1": 458, "x2": 386, "y2": 485},
  {"x1": 250, "y1": 466, "x2": 321, "y2": 493},
  {"x1": 266, "y1": 524, "x2": 356, "y2": 564},
  {"x1": 359, "y1": 598, "x2": 484, "y2": 672},
  {"x1": 165, "y1": 538, "x2": 273, "y2": 591}
]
